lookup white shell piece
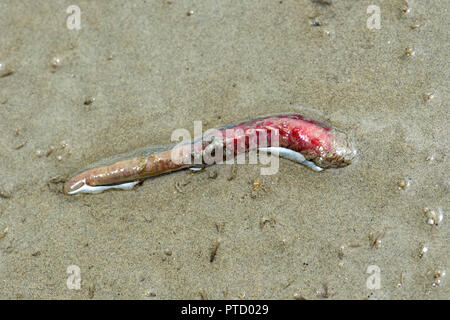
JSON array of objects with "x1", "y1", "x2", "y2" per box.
[
  {"x1": 258, "y1": 147, "x2": 323, "y2": 172},
  {"x1": 68, "y1": 181, "x2": 140, "y2": 195},
  {"x1": 189, "y1": 167, "x2": 204, "y2": 171}
]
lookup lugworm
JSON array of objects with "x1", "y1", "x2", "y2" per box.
[{"x1": 64, "y1": 114, "x2": 356, "y2": 195}]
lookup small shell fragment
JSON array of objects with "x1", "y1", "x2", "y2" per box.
[
  {"x1": 51, "y1": 56, "x2": 62, "y2": 69},
  {"x1": 423, "y1": 208, "x2": 443, "y2": 226},
  {"x1": 432, "y1": 269, "x2": 446, "y2": 287},
  {"x1": 0, "y1": 62, "x2": 14, "y2": 78},
  {"x1": 84, "y1": 97, "x2": 96, "y2": 105}
]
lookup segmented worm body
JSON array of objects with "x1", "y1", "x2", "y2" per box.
[{"x1": 64, "y1": 114, "x2": 355, "y2": 195}]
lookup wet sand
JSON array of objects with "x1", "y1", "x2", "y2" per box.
[{"x1": 0, "y1": 0, "x2": 448, "y2": 299}]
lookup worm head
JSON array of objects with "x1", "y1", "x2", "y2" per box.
[{"x1": 313, "y1": 128, "x2": 357, "y2": 169}]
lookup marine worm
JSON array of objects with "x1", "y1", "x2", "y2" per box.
[{"x1": 64, "y1": 113, "x2": 356, "y2": 195}]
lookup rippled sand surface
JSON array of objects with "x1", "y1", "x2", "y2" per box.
[{"x1": 0, "y1": 0, "x2": 448, "y2": 299}]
